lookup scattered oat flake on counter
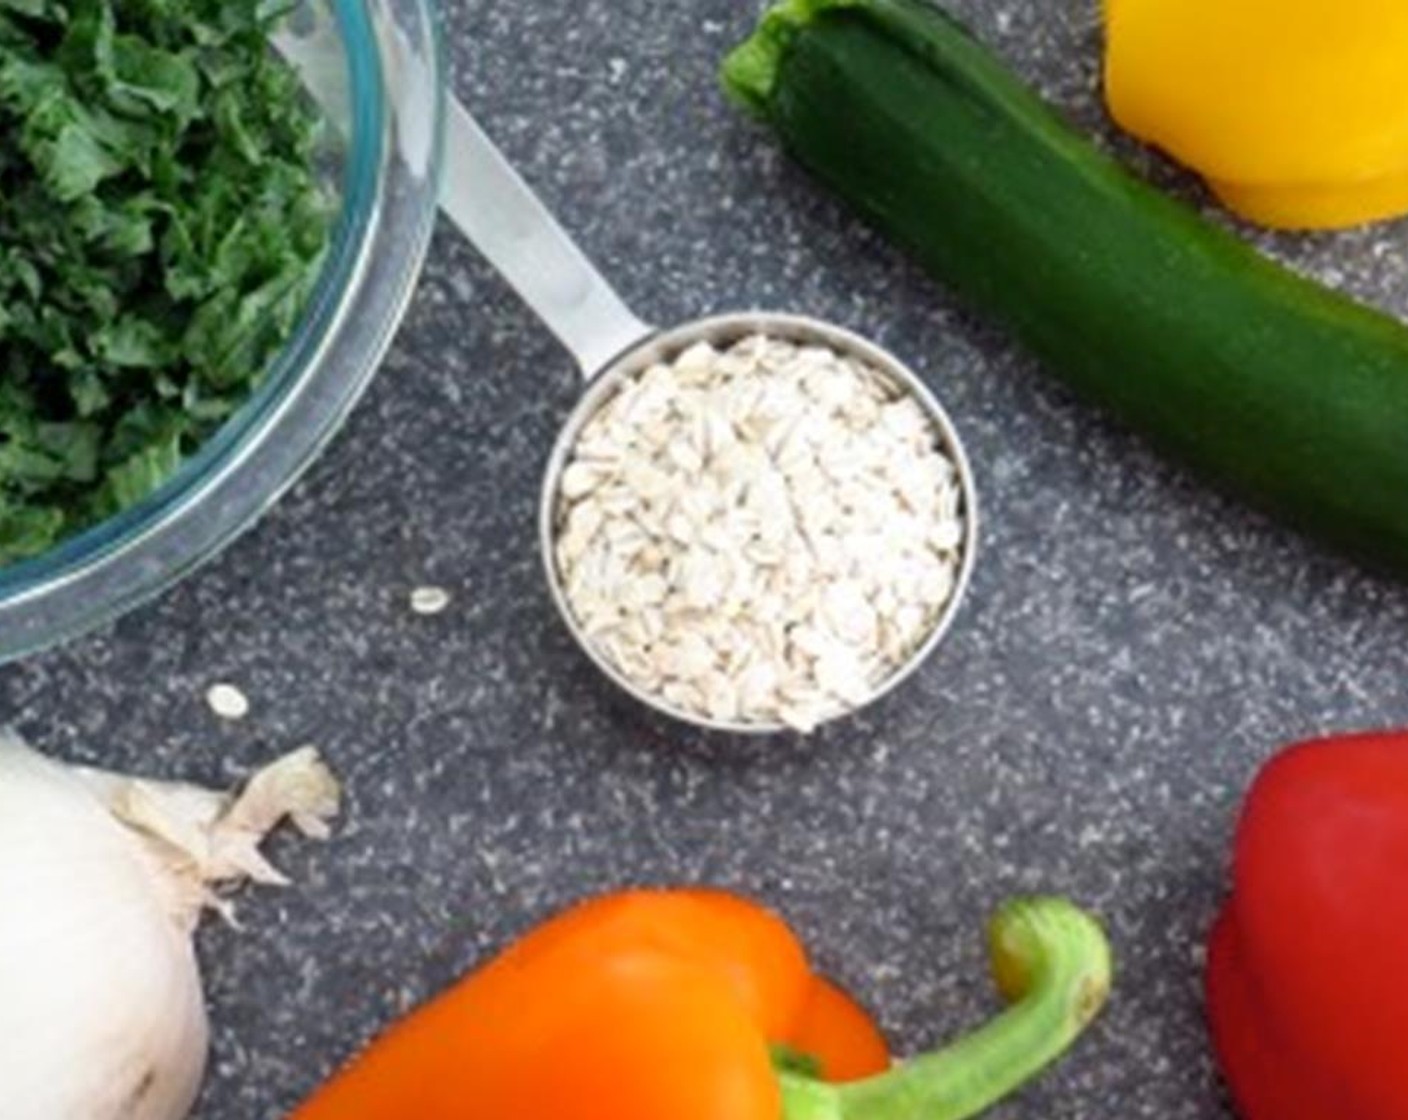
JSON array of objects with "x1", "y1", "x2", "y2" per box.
[
  {"x1": 206, "y1": 683, "x2": 251, "y2": 721},
  {"x1": 410, "y1": 586, "x2": 452, "y2": 615},
  {"x1": 551, "y1": 333, "x2": 968, "y2": 732}
]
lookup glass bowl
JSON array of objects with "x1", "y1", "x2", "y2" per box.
[{"x1": 0, "y1": 0, "x2": 444, "y2": 663}]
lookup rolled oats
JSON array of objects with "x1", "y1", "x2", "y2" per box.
[{"x1": 552, "y1": 333, "x2": 968, "y2": 731}]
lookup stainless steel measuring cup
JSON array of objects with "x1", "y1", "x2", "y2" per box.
[
  {"x1": 276, "y1": 11, "x2": 979, "y2": 730},
  {"x1": 439, "y1": 100, "x2": 979, "y2": 733}
]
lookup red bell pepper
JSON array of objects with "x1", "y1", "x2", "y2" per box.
[{"x1": 1208, "y1": 731, "x2": 1408, "y2": 1119}]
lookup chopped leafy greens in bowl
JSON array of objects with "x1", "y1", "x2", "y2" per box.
[
  {"x1": 0, "y1": 0, "x2": 333, "y2": 566},
  {"x1": 0, "y1": 0, "x2": 444, "y2": 661}
]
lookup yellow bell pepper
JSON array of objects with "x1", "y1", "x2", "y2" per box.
[{"x1": 1105, "y1": 0, "x2": 1408, "y2": 229}]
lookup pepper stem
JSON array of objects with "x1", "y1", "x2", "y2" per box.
[{"x1": 781, "y1": 897, "x2": 1112, "y2": 1120}]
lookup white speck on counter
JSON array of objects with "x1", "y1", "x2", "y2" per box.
[
  {"x1": 410, "y1": 586, "x2": 452, "y2": 616},
  {"x1": 206, "y1": 683, "x2": 250, "y2": 721}
]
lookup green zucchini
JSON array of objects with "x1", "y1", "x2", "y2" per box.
[{"x1": 723, "y1": 0, "x2": 1408, "y2": 575}]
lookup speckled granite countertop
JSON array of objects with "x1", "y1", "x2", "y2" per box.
[{"x1": 6, "y1": 1, "x2": 1408, "y2": 1117}]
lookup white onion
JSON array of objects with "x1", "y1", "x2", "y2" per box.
[{"x1": 0, "y1": 732, "x2": 339, "y2": 1120}]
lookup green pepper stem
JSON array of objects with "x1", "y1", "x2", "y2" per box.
[{"x1": 781, "y1": 897, "x2": 1112, "y2": 1120}]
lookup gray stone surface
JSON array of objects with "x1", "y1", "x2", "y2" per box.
[{"x1": 5, "y1": 0, "x2": 1408, "y2": 1116}]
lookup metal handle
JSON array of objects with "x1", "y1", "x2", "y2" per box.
[
  {"x1": 274, "y1": 13, "x2": 652, "y2": 377},
  {"x1": 440, "y1": 98, "x2": 654, "y2": 376}
]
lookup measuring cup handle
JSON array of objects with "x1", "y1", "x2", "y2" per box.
[{"x1": 441, "y1": 97, "x2": 654, "y2": 377}]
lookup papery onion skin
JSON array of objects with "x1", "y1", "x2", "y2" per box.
[{"x1": 0, "y1": 734, "x2": 340, "y2": 1120}]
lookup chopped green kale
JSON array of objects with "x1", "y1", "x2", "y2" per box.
[{"x1": 0, "y1": 0, "x2": 331, "y2": 566}]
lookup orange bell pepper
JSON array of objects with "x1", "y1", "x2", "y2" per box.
[{"x1": 295, "y1": 889, "x2": 1111, "y2": 1120}]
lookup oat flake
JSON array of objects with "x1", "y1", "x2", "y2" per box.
[
  {"x1": 206, "y1": 683, "x2": 250, "y2": 721},
  {"x1": 410, "y1": 586, "x2": 452, "y2": 616}
]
